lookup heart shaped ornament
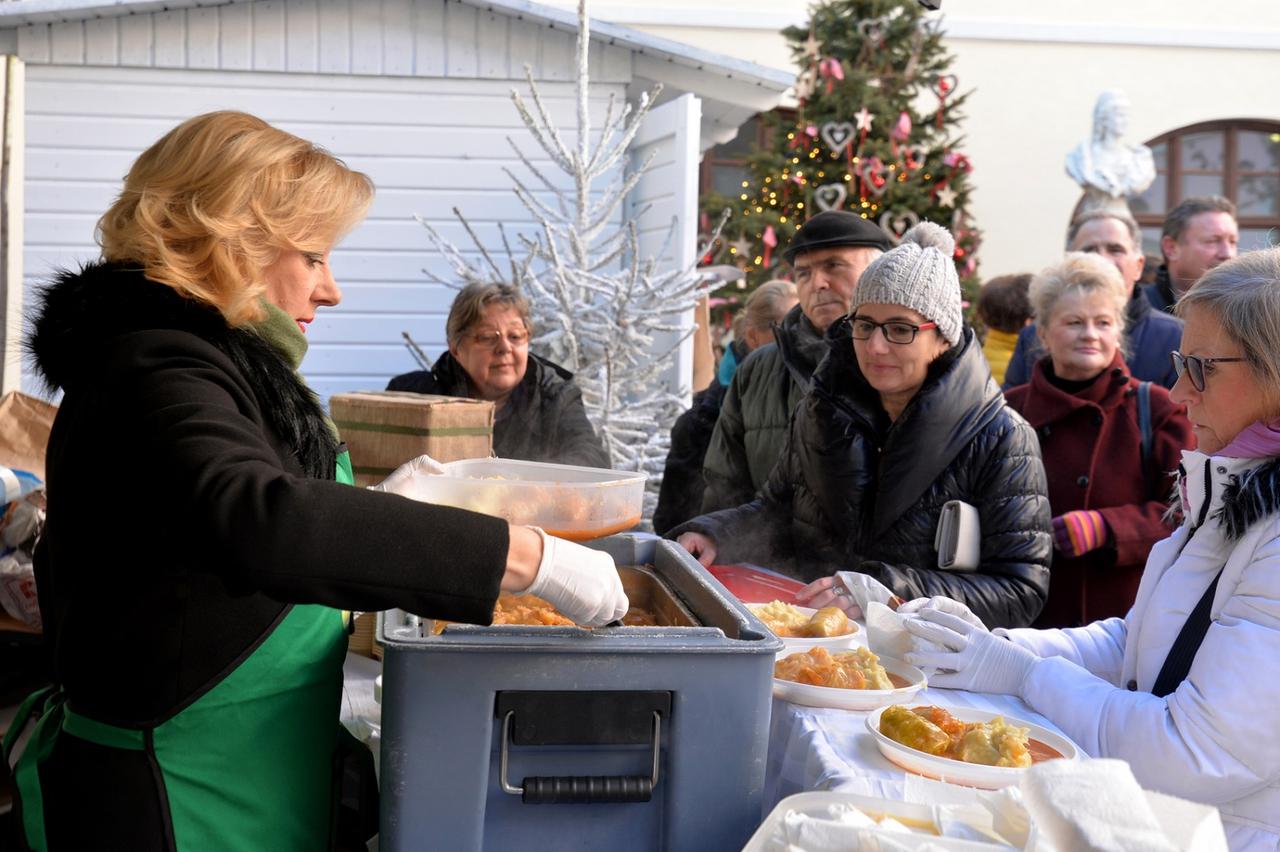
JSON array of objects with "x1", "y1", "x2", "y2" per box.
[
  {"x1": 879, "y1": 209, "x2": 920, "y2": 244},
  {"x1": 902, "y1": 144, "x2": 929, "y2": 170},
  {"x1": 859, "y1": 158, "x2": 891, "y2": 198},
  {"x1": 813, "y1": 183, "x2": 848, "y2": 212},
  {"x1": 820, "y1": 121, "x2": 856, "y2": 157},
  {"x1": 857, "y1": 18, "x2": 883, "y2": 43},
  {"x1": 933, "y1": 74, "x2": 959, "y2": 101}
]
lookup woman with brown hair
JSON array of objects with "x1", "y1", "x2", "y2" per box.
[
  {"x1": 387, "y1": 281, "x2": 608, "y2": 468},
  {"x1": 8, "y1": 111, "x2": 625, "y2": 851}
]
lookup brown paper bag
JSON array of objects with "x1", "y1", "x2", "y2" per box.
[{"x1": 0, "y1": 391, "x2": 58, "y2": 481}]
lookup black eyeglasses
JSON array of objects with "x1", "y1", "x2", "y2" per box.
[
  {"x1": 1170, "y1": 350, "x2": 1246, "y2": 392},
  {"x1": 850, "y1": 317, "x2": 938, "y2": 345},
  {"x1": 470, "y1": 329, "x2": 530, "y2": 350}
]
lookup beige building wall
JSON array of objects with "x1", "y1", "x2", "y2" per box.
[{"x1": 549, "y1": 0, "x2": 1280, "y2": 277}]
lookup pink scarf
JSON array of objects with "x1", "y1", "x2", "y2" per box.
[{"x1": 1218, "y1": 418, "x2": 1280, "y2": 459}]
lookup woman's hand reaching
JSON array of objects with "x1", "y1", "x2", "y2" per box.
[
  {"x1": 795, "y1": 576, "x2": 863, "y2": 619},
  {"x1": 676, "y1": 532, "x2": 717, "y2": 567}
]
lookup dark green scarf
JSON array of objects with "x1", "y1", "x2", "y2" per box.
[
  {"x1": 250, "y1": 299, "x2": 340, "y2": 441},
  {"x1": 250, "y1": 298, "x2": 309, "y2": 371}
]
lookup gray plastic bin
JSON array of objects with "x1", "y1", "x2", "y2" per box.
[{"x1": 377, "y1": 534, "x2": 783, "y2": 851}]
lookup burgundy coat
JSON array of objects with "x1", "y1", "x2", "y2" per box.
[{"x1": 1005, "y1": 353, "x2": 1193, "y2": 627}]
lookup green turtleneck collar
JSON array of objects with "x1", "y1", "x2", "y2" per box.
[{"x1": 250, "y1": 298, "x2": 308, "y2": 371}]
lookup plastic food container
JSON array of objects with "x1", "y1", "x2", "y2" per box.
[
  {"x1": 408, "y1": 458, "x2": 646, "y2": 541},
  {"x1": 744, "y1": 790, "x2": 1013, "y2": 851},
  {"x1": 377, "y1": 535, "x2": 784, "y2": 852}
]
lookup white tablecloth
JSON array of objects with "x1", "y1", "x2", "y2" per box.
[{"x1": 763, "y1": 686, "x2": 1079, "y2": 816}]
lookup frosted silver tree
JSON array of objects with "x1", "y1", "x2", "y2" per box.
[{"x1": 416, "y1": 0, "x2": 722, "y2": 523}]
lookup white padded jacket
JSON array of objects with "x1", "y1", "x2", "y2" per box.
[{"x1": 1004, "y1": 451, "x2": 1280, "y2": 851}]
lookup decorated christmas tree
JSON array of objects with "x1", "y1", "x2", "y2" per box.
[{"x1": 703, "y1": 0, "x2": 981, "y2": 300}]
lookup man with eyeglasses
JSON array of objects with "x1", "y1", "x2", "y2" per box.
[
  {"x1": 699, "y1": 211, "x2": 890, "y2": 514},
  {"x1": 1002, "y1": 209, "x2": 1183, "y2": 389}
]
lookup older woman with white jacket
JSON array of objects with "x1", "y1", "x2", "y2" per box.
[{"x1": 903, "y1": 247, "x2": 1280, "y2": 850}]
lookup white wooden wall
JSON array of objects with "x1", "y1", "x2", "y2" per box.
[
  {"x1": 14, "y1": 0, "x2": 635, "y2": 403},
  {"x1": 627, "y1": 93, "x2": 700, "y2": 400}
]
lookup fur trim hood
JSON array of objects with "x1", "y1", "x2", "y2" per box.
[
  {"x1": 1174, "y1": 453, "x2": 1280, "y2": 541},
  {"x1": 27, "y1": 260, "x2": 337, "y2": 480}
]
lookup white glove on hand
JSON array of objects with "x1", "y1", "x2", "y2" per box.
[
  {"x1": 369, "y1": 454, "x2": 447, "y2": 501},
  {"x1": 896, "y1": 596, "x2": 988, "y2": 631},
  {"x1": 524, "y1": 528, "x2": 629, "y2": 627},
  {"x1": 902, "y1": 609, "x2": 1038, "y2": 697}
]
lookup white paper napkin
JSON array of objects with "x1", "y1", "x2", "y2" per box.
[{"x1": 1020, "y1": 759, "x2": 1176, "y2": 852}]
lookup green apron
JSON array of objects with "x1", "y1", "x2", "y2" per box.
[{"x1": 5, "y1": 451, "x2": 357, "y2": 851}]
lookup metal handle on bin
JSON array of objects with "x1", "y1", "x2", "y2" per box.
[{"x1": 499, "y1": 709, "x2": 661, "y2": 804}]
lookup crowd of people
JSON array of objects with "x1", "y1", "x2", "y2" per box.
[
  {"x1": 656, "y1": 194, "x2": 1277, "y2": 848},
  {"x1": 8, "y1": 106, "x2": 1278, "y2": 851}
]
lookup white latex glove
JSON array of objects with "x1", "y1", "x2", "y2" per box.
[
  {"x1": 902, "y1": 609, "x2": 1038, "y2": 696},
  {"x1": 896, "y1": 595, "x2": 988, "y2": 631},
  {"x1": 524, "y1": 527, "x2": 629, "y2": 627},
  {"x1": 368, "y1": 454, "x2": 447, "y2": 501}
]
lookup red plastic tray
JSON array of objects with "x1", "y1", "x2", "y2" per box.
[{"x1": 707, "y1": 564, "x2": 806, "y2": 605}]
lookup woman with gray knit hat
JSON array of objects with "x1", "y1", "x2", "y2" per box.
[{"x1": 673, "y1": 222, "x2": 1053, "y2": 629}]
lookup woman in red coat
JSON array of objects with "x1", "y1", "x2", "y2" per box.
[{"x1": 1005, "y1": 252, "x2": 1193, "y2": 627}]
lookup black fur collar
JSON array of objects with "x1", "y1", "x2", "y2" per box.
[
  {"x1": 1217, "y1": 458, "x2": 1280, "y2": 540},
  {"x1": 27, "y1": 261, "x2": 337, "y2": 480}
]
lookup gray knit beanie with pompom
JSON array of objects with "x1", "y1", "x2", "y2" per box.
[{"x1": 852, "y1": 221, "x2": 963, "y2": 346}]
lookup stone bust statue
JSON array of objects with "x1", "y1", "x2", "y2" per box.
[{"x1": 1066, "y1": 91, "x2": 1156, "y2": 209}]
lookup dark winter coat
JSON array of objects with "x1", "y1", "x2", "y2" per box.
[
  {"x1": 672, "y1": 318, "x2": 1053, "y2": 630},
  {"x1": 28, "y1": 261, "x2": 509, "y2": 727},
  {"x1": 387, "y1": 350, "x2": 608, "y2": 469},
  {"x1": 1142, "y1": 264, "x2": 1177, "y2": 315},
  {"x1": 653, "y1": 378, "x2": 727, "y2": 535},
  {"x1": 700, "y1": 304, "x2": 826, "y2": 514},
  {"x1": 1003, "y1": 287, "x2": 1184, "y2": 390},
  {"x1": 1004, "y1": 354, "x2": 1193, "y2": 627}
]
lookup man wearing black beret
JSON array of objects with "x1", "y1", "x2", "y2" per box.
[{"x1": 697, "y1": 211, "x2": 890, "y2": 514}]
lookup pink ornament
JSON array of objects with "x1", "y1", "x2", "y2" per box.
[
  {"x1": 762, "y1": 225, "x2": 778, "y2": 267},
  {"x1": 891, "y1": 111, "x2": 912, "y2": 142}
]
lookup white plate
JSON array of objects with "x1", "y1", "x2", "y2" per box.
[
  {"x1": 772, "y1": 652, "x2": 927, "y2": 711},
  {"x1": 747, "y1": 603, "x2": 861, "y2": 651},
  {"x1": 865, "y1": 704, "x2": 1080, "y2": 789}
]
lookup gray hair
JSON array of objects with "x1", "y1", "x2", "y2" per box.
[
  {"x1": 743, "y1": 279, "x2": 798, "y2": 332},
  {"x1": 445, "y1": 281, "x2": 531, "y2": 346},
  {"x1": 1163, "y1": 196, "x2": 1237, "y2": 245},
  {"x1": 1177, "y1": 247, "x2": 1280, "y2": 402},
  {"x1": 1067, "y1": 209, "x2": 1143, "y2": 252},
  {"x1": 1030, "y1": 252, "x2": 1130, "y2": 355}
]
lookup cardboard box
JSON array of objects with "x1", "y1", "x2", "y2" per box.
[
  {"x1": 0, "y1": 391, "x2": 57, "y2": 482},
  {"x1": 329, "y1": 391, "x2": 494, "y2": 487}
]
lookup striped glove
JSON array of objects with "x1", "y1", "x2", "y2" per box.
[{"x1": 1052, "y1": 510, "x2": 1109, "y2": 557}]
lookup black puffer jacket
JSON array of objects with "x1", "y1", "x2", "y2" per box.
[
  {"x1": 388, "y1": 351, "x2": 608, "y2": 468},
  {"x1": 653, "y1": 378, "x2": 727, "y2": 535},
  {"x1": 674, "y1": 318, "x2": 1052, "y2": 629},
  {"x1": 700, "y1": 304, "x2": 827, "y2": 513}
]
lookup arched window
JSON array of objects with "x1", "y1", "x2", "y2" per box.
[{"x1": 1128, "y1": 119, "x2": 1280, "y2": 254}]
